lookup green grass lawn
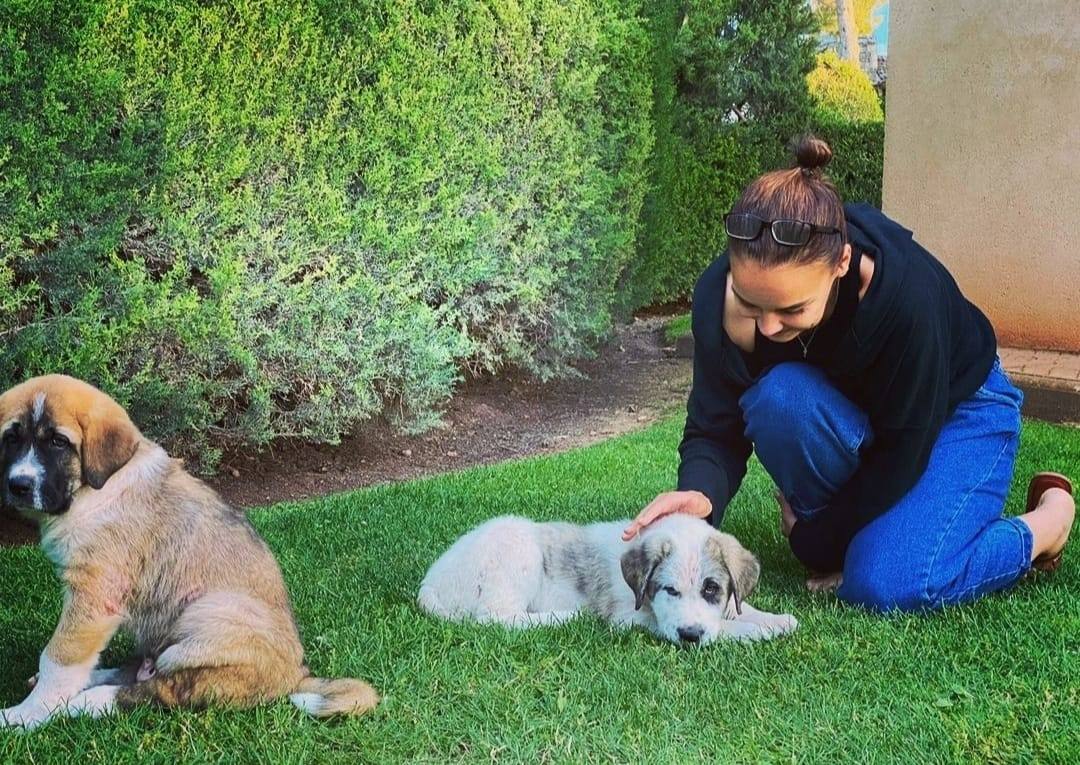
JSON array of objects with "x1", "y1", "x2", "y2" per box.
[
  {"x1": 1, "y1": 417, "x2": 1078, "y2": 763},
  {"x1": 663, "y1": 313, "x2": 691, "y2": 345}
]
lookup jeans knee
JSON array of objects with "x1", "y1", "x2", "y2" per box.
[
  {"x1": 741, "y1": 363, "x2": 819, "y2": 444},
  {"x1": 838, "y1": 560, "x2": 937, "y2": 614},
  {"x1": 743, "y1": 362, "x2": 870, "y2": 466}
]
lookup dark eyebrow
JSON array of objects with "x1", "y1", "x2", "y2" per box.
[{"x1": 730, "y1": 286, "x2": 810, "y2": 312}]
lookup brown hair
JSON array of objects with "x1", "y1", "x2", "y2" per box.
[{"x1": 729, "y1": 135, "x2": 846, "y2": 267}]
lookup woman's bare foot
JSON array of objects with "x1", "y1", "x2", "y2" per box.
[
  {"x1": 1019, "y1": 487, "x2": 1075, "y2": 567},
  {"x1": 806, "y1": 572, "x2": 843, "y2": 593}
]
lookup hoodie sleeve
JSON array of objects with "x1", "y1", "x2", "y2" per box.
[
  {"x1": 676, "y1": 265, "x2": 754, "y2": 526},
  {"x1": 788, "y1": 295, "x2": 952, "y2": 572}
]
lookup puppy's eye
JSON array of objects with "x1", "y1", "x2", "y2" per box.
[
  {"x1": 701, "y1": 580, "x2": 720, "y2": 598},
  {"x1": 662, "y1": 586, "x2": 681, "y2": 598},
  {"x1": 2, "y1": 429, "x2": 18, "y2": 445},
  {"x1": 50, "y1": 433, "x2": 71, "y2": 449}
]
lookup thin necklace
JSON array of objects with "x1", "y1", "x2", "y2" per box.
[
  {"x1": 796, "y1": 277, "x2": 840, "y2": 359},
  {"x1": 796, "y1": 322, "x2": 820, "y2": 359}
]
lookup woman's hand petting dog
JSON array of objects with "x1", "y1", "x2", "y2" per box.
[{"x1": 622, "y1": 490, "x2": 712, "y2": 540}]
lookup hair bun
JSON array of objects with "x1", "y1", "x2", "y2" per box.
[{"x1": 793, "y1": 134, "x2": 832, "y2": 173}]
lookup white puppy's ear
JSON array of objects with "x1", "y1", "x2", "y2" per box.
[
  {"x1": 707, "y1": 534, "x2": 760, "y2": 615},
  {"x1": 620, "y1": 536, "x2": 671, "y2": 610}
]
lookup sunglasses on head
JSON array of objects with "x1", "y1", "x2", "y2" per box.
[{"x1": 724, "y1": 212, "x2": 842, "y2": 247}]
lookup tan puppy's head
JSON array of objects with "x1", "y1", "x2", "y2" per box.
[{"x1": 0, "y1": 375, "x2": 140, "y2": 515}]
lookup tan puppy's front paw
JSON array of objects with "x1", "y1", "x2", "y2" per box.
[{"x1": 1, "y1": 703, "x2": 50, "y2": 731}]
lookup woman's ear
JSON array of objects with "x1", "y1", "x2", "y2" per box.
[{"x1": 835, "y1": 243, "x2": 853, "y2": 278}]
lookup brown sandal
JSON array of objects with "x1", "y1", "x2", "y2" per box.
[{"x1": 1026, "y1": 472, "x2": 1073, "y2": 573}]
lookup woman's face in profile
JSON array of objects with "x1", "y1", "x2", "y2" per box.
[{"x1": 729, "y1": 245, "x2": 850, "y2": 341}]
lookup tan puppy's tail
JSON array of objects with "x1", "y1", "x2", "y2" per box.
[{"x1": 289, "y1": 675, "x2": 380, "y2": 717}]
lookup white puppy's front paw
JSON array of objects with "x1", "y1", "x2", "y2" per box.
[
  {"x1": 716, "y1": 613, "x2": 798, "y2": 642},
  {"x1": 710, "y1": 620, "x2": 775, "y2": 643},
  {"x1": 762, "y1": 612, "x2": 799, "y2": 636}
]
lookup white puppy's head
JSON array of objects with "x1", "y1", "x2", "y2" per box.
[{"x1": 620, "y1": 514, "x2": 760, "y2": 646}]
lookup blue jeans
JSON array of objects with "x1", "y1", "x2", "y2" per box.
[{"x1": 741, "y1": 358, "x2": 1031, "y2": 612}]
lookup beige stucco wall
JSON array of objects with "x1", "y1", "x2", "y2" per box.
[{"x1": 882, "y1": 2, "x2": 1080, "y2": 351}]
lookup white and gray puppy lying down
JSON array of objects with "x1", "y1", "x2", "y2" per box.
[{"x1": 419, "y1": 513, "x2": 797, "y2": 645}]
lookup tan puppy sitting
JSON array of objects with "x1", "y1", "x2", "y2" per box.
[{"x1": 0, "y1": 375, "x2": 378, "y2": 730}]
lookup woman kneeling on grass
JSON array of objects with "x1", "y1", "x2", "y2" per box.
[{"x1": 623, "y1": 135, "x2": 1075, "y2": 612}]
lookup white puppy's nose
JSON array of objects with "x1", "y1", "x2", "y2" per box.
[{"x1": 677, "y1": 625, "x2": 704, "y2": 644}]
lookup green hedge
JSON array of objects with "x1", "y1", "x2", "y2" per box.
[
  {"x1": 0, "y1": 0, "x2": 884, "y2": 466},
  {"x1": 0, "y1": 0, "x2": 654, "y2": 469},
  {"x1": 808, "y1": 50, "x2": 884, "y2": 123},
  {"x1": 631, "y1": 113, "x2": 885, "y2": 308},
  {"x1": 628, "y1": 0, "x2": 884, "y2": 308},
  {"x1": 811, "y1": 116, "x2": 886, "y2": 210}
]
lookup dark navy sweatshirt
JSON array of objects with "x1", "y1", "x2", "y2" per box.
[{"x1": 676, "y1": 203, "x2": 997, "y2": 572}]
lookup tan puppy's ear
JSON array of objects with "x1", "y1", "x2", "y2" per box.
[
  {"x1": 79, "y1": 397, "x2": 140, "y2": 490},
  {"x1": 621, "y1": 535, "x2": 672, "y2": 611},
  {"x1": 707, "y1": 534, "x2": 761, "y2": 615},
  {"x1": 0, "y1": 385, "x2": 19, "y2": 428}
]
